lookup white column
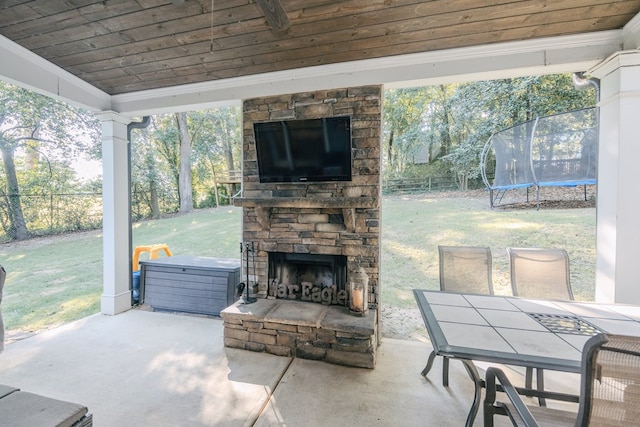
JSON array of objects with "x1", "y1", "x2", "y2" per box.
[
  {"x1": 589, "y1": 51, "x2": 640, "y2": 304},
  {"x1": 98, "y1": 111, "x2": 133, "y2": 315}
]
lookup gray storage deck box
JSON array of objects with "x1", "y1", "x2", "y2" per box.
[{"x1": 140, "y1": 255, "x2": 241, "y2": 316}]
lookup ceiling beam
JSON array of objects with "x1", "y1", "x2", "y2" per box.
[{"x1": 254, "y1": 0, "x2": 291, "y2": 32}]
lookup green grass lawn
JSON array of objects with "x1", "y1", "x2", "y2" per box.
[
  {"x1": 0, "y1": 192, "x2": 595, "y2": 338},
  {"x1": 381, "y1": 193, "x2": 595, "y2": 308}
]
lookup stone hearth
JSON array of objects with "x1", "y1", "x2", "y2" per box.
[
  {"x1": 225, "y1": 85, "x2": 382, "y2": 368},
  {"x1": 221, "y1": 299, "x2": 377, "y2": 368}
]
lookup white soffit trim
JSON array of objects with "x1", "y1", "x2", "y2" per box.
[
  {"x1": 0, "y1": 34, "x2": 111, "y2": 112},
  {"x1": 0, "y1": 29, "x2": 624, "y2": 115},
  {"x1": 622, "y1": 11, "x2": 640, "y2": 49},
  {"x1": 112, "y1": 30, "x2": 623, "y2": 116}
]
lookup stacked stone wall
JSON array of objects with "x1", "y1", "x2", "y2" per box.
[
  {"x1": 240, "y1": 86, "x2": 382, "y2": 310},
  {"x1": 228, "y1": 85, "x2": 382, "y2": 367}
]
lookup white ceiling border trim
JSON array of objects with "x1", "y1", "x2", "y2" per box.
[
  {"x1": 112, "y1": 30, "x2": 623, "y2": 116},
  {"x1": 0, "y1": 29, "x2": 625, "y2": 116},
  {"x1": 622, "y1": 11, "x2": 640, "y2": 49},
  {"x1": 0, "y1": 34, "x2": 111, "y2": 112}
]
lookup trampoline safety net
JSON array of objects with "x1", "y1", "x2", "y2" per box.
[{"x1": 481, "y1": 107, "x2": 597, "y2": 208}]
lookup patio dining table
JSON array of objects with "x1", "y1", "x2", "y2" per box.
[{"x1": 413, "y1": 289, "x2": 640, "y2": 427}]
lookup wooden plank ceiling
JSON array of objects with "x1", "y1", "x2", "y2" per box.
[{"x1": 1, "y1": 0, "x2": 639, "y2": 95}]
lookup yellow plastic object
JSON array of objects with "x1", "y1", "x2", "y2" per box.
[{"x1": 132, "y1": 244, "x2": 173, "y2": 272}]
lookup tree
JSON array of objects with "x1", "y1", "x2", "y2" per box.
[
  {"x1": 429, "y1": 84, "x2": 455, "y2": 162},
  {"x1": 0, "y1": 81, "x2": 99, "y2": 240},
  {"x1": 147, "y1": 114, "x2": 181, "y2": 214},
  {"x1": 1, "y1": 140, "x2": 28, "y2": 240},
  {"x1": 382, "y1": 73, "x2": 597, "y2": 189},
  {"x1": 190, "y1": 107, "x2": 241, "y2": 206},
  {"x1": 441, "y1": 142, "x2": 483, "y2": 190},
  {"x1": 130, "y1": 127, "x2": 164, "y2": 219},
  {"x1": 133, "y1": 107, "x2": 242, "y2": 216},
  {"x1": 383, "y1": 87, "x2": 431, "y2": 176}
]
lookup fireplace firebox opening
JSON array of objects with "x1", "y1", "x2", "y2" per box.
[{"x1": 267, "y1": 252, "x2": 347, "y2": 305}]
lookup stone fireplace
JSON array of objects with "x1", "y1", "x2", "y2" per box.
[{"x1": 221, "y1": 85, "x2": 381, "y2": 368}]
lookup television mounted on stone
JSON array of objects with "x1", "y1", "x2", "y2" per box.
[{"x1": 253, "y1": 116, "x2": 352, "y2": 183}]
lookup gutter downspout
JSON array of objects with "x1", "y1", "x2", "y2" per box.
[
  {"x1": 127, "y1": 116, "x2": 151, "y2": 305},
  {"x1": 573, "y1": 72, "x2": 600, "y2": 210},
  {"x1": 573, "y1": 72, "x2": 600, "y2": 102}
]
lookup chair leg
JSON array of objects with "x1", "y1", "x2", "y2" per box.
[{"x1": 442, "y1": 357, "x2": 450, "y2": 387}]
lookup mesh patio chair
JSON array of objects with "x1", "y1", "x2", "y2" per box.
[
  {"x1": 422, "y1": 246, "x2": 493, "y2": 386},
  {"x1": 507, "y1": 247, "x2": 573, "y2": 300},
  {"x1": 507, "y1": 247, "x2": 573, "y2": 403},
  {"x1": 483, "y1": 333, "x2": 640, "y2": 427},
  {"x1": 439, "y1": 245, "x2": 494, "y2": 295}
]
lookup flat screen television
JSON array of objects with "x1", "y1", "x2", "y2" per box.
[{"x1": 253, "y1": 116, "x2": 352, "y2": 183}]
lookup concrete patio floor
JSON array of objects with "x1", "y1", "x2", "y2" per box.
[{"x1": 0, "y1": 309, "x2": 571, "y2": 426}]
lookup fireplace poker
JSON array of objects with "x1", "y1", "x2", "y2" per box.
[{"x1": 242, "y1": 242, "x2": 256, "y2": 304}]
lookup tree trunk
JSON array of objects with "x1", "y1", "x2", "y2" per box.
[
  {"x1": 438, "y1": 85, "x2": 452, "y2": 160},
  {"x1": 143, "y1": 148, "x2": 161, "y2": 219},
  {"x1": 221, "y1": 120, "x2": 238, "y2": 197},
  {"x1": 1, "y1": 145, "x2": 29, "y2": 240},
  {"x1": 211, "y1": 164, "x2": 220, "y2": 208},
  {"x1": 149, "y1": 180, "x2": 160, "y2": 219},
  {"x1": 176, "y1": 112, "x2": 193, "y2": 214},
  {"x1": 387, "y1": 129, "x2": 394, "y2": 171}
]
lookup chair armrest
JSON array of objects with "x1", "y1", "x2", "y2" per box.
[{"x1": 484, "y1": 367, "x2": 539, "y2": 427}]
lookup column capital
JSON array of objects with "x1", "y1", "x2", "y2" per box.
[
  {"x1": 96, "y1": 110, "x2": 134, "y2": 125},
  {"x1": 588, "y1": 50, "x2": 640, "y2": 79}
]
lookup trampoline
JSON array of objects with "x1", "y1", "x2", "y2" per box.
[{"x1": 481, "y1": 108, "x2": 597, "y2": 209}]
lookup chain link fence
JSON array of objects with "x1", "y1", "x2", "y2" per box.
[
  {"x1": 0, "y1": 188, "x2": 187, "y2": 243},
  {"x1": 0, "y1": 192, "x2": 103, "y2": 243}
]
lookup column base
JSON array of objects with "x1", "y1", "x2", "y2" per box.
[{"x1": 101, "y1": 291, "x2": 132, "y2": 315}]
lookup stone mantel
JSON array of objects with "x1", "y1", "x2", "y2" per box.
[
  {"x1": 233, "y1": 196, "x2": 377, "y2": 232},
  {"x1": 233, "y1": 196, "x2": 379, "y2": 209}
]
